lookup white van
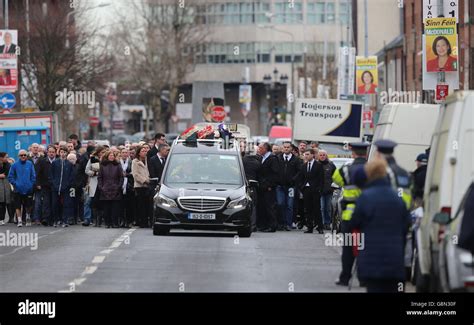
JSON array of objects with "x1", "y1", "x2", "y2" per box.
[
  {"x1": 416, "y1": 91, "x2": 474, "y2": 292},
  {"x1": 368, "y1": 103, "x2": 440, "y2": 171}
]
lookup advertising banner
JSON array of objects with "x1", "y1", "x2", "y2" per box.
[
  {"x1": 425, "y1": 18, "x2": 458, "y2": 72},
  {"x1": 0, "y1": 30, "x2": 18, "y2": 93},
  {"x1": 337, "y1": 47, "x2": 355, "y2": 99},
  {"x1": 293, "y1": 98, "x2": 363, "y2": 143},
  {"x1": 355, "y1": 56, "x2": 378, "y2": 95}
]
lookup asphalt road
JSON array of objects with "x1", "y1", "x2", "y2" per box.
[{"x1": 0, "y1": 223, "x2": 377, "y2": 293}]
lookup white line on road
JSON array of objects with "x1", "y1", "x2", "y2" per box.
[
  {"x1": 92, "y1": 256, "x2": 106, "y2": 264},
  {"x1": 59, "y1": 228, "x2": 137, "y2": 293}
]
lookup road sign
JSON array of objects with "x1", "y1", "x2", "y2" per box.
[
  {"x1": 211, "y1": 105, "x2": 226, "y2": 122},
  {"x1": 436, "y1": 84, "x2": 449, "y2": 102},
  {"x1": 0, "y1": 93, "x2": 16, "y2": 110},
  {"x1": 89, "y1": 116, "x2": 99, "y2": 127},
  {"x1": 423, "y1": 0, "x2": 458, "y2": 20}
]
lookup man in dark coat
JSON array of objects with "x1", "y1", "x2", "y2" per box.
[
  {"x1": 49, "y1": 146, "x2": 74, "y2": 227},
  {"x1": 276, "y1": 141, "x2": 302, "y2": 231},
  {"x1": 412, "y1": 153, "x2": 428, "y2": 204},
  {"x1": 296, "y1": 149, "x2": 324, "y2": 233},
  {"x1": 37, "y1": 145, "x2": 56, "y2": 226},
  {"x1": 318, "y1": 149, "x2": 336, "y2": 229},
  {"x1": 241, "y1": 142, "x2": 261, "y2": 232},
  {"x1": 147, "y1": 133, "x2": 166, "y2": 160},
  {"x1": 257, "y1": 142, "x2": 279, "y2": 232},
  {"x1": 349, "y1": 158, "x2": 411, "y2": 293},
  {"x1": 149, "y1": 143, "x2": 170, "y2": 190}
]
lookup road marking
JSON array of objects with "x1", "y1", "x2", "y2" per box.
[
  {"x1": 84, "y1": 266, "x2": 98, "y2": 274},
  {"x1": 92, "y1": 256, "x2": 105, "y2": 264},
  {"x1": 60, "y1": 228, "x2": 137, "y2": 292}
]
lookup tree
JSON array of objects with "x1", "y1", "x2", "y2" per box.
[
  {"x1": 114, "y1": 0, "x2": 208, "y2": 136},
  {"x1": 18, "y1": 2, "x2": 115, "y2": 113}
]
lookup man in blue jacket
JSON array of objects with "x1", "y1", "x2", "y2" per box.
[
  {"x1": 8, "y1": 150, "x2": 36, "y2": 227},
  {"x1": 49, "y1": 146, "x2": 74, "y2": 227}
]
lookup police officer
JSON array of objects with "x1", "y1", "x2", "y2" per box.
[
  {"x1": 373, "y1": 140, "x2": 413, "y2": 210},
  {"x1": 333, "y1": 142, "x2": 369, "y2": 286}
]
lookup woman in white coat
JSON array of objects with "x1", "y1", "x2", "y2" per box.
[{"x1": 84, "y1": 146, "x2": 106, "y2": 226}]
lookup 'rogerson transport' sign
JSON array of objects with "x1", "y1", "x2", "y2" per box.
[{"x1": 293, "y1": 98, "x2": 364, "y2": 143}]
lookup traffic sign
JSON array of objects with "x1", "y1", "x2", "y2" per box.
[
  {"x1": 89, "y1": 116, "x2": 99, "y2": 127},
  {"x1": 211, "y1": 105, "x2": 226, "y2": 122},
  {"x1": 0, "y1": 93, "x2": 16, "y2": 110}
]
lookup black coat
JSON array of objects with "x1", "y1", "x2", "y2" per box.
[
  {"x1": 412, "y1": 164, "x2": 427, "y2": 200},
  {"x1": 242, "y1": 154, "x2": 261, "y2": 182},
  {"x1": 349, "y1": 178, "x2": 411, "y2": 281},
  {"x1": 149, "y1": 155, "x2": 166, "y2": 186},
  {"x1": 295, "y1": 160, "x2": 324, "y2": 192},
  {"x1": 320, "y1": 159, "x2": 337, "y2": 195},
  {"x1": 258, "y1": 153, "x2": 279, "y2": 190},
  {"x1": 147, "y1": 145, "x2": 159, "y2": 160},
  {"x1": 76, "y1": 153, "x2": 89, "y2": 188},
  {"x1": 36, "y1": 157, "x2": 54, "y2": 189},
  {"x1": 29, "y1": 155, "x2": 42, "y2": 188},
  {"x1": 97, "y1": 160, "x2": 124, "y2": 201},
  {"x1": 276, "y1": 153, "x2": 302, "y2": 187}
]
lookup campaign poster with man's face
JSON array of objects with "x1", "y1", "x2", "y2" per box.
[
  {"x1": 355, "y1": 56, "x2": 378, "y2": 95},
  {"x1": 0, "y1": 30, "x2": 18, "y2": 92},
  {"x1": 424, "y1": 18, "x2": 458, "y2": 72}
]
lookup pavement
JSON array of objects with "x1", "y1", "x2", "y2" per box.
[{"x1": 0, "y1": 223, "x2": 413, "y2": 292}]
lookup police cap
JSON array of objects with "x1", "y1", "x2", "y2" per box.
[
  {"x1": 416, "y1": 153, "x2": 428, "y2": 163},
  {"x1": 374, "y1": 139, "x2": 397, "y2": 154},
  {"x1": 349, "y1": 142, "x2": 370, "y2": 151}
]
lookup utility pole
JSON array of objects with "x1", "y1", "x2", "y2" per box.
[
  {"x1": 4, "y1": 0, "x2": 8, "y2": 29},
  {"x1": 26, "y1": 0, "x2": 30, "y2": 62}
]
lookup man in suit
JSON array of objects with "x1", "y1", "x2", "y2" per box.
[
  {"x1": 147, "y1": 133, "x2": 166, "y2": 160},
  {"x1": 257, "y1": 142, "x2": 279, "y2": 232},
  {"x1": 149, "y1": 143, "x2": 170, "y2": 189},
  {"x1": 276, "y1": 141, "x2": 302, "y2": 231},
  {"x1": 0, "y1": 32, "x2": 17, "y2": 54},
  {"x1": 297, "y1": 149, "x2": 324, "y2": 233}
]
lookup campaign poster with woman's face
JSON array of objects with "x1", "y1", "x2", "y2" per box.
[
  {"x1": 425, "y1": 18, "x2": 458, "y2": 72},
  {"x1": 356, "y1": 56, "x2": 378, "y2": 95}
]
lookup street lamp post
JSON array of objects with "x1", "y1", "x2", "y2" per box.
[
  {"x1": 263, "y1": 68, "x2": 288, "y2": 127},
  {"x1": 65, "y1": 3, "x2": 111, "y2": 48},
  {"x1": 257, "y1": 24, "x2": 295, "y2": 129}
]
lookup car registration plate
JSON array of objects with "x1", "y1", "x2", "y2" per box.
[{"x1": 188, "y1": 213, "x2": 216, "y2": 220}]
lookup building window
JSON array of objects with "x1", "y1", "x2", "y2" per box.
[
  {"x1": 274, "y1": 1, "x2": 303, "y2": 24},
  {"x1": 198, "y1": 2, "x2": 271, "y2": 25},
  {"x1": 308, "y1": 0, "x2": 350, "y2": 25}
]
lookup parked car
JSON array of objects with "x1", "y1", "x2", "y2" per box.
[
  {"x1": 416, "y1": 91, "x2": 474, "y2": 292},
  {"x1": 436, "y1": 183, "x2": 474, "y2": 292},
  {"x1": 112, "y1": 133, "x2": 135, "y2": 146}
]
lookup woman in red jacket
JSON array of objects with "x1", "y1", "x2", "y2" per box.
[
  {"x1": 357, "y1": 71, "x2": 377, "y2": 94},
  {"x1": 427, "y1": 36, "x2": 457, "y2": 72}
]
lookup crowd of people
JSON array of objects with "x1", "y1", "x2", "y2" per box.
[
  {"x1": 0, "y1": 133, "x2": 170, "y2": 229},
  {"x1": 241, "y1": 140, "x2": 336, "y2": 234}
]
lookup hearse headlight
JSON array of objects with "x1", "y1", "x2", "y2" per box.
[
  {"x1": 155, "y1": 194, "x2": 177, "y2": 208},
  {"x1": 227, "y1": 196, "x2": 249, "y2": 209}
]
